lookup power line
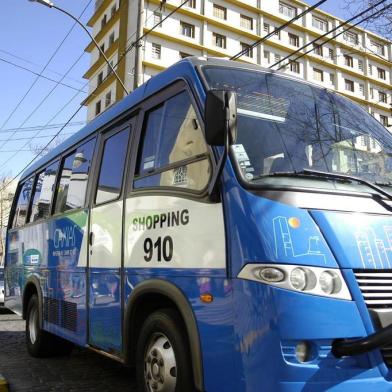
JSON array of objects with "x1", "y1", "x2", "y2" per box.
[
  {"x1": 230, "y1": 0, "x2": 329, "y2": 61},
  {"x1": 0, "y1": 121, "x2": 85, "y2": 133},
  {"x1": 0, "y1": 86, "x2": 85, "y2": 173},
  {"x1": 0, "y1": 56, "x2": 88, "y2": 93},
  {"x1": 270, "y1": 0, "x2": 389, "y2": 70},
  {"x1": 0, "y1": 0, "x2": 92, "y2": 131},
  {"x1": 0, "y1": 0, "x2": 192, "y2": 192},
  {"x1": 0, "y1": 48, "x2": 86, "y2": 86},
  {"x1": 0, "y1": 131, "x2": 75, "y2": 143}
]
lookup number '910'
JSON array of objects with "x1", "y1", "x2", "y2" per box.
[{"x1": 144, "y1": 236, "x2": 173, "y2": 262}]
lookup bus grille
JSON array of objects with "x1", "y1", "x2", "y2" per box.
[
  {"x1": 43, "y1": 297, "x2": 77, "y2": 332},
  {"x1": 354, "y1": 270, "x2": 392, "y2": 367}
]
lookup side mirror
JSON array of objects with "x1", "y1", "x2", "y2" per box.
[{"x1": 205, "y1": 90, "x2": 237, "y2": 146}]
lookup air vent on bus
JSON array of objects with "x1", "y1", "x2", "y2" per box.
[
  {"x1": 43, "y1": 297, "x2": 77, "y2": 332},
  {"x1": 354, "y1": 270, "x2": 392, "y2": 367}
]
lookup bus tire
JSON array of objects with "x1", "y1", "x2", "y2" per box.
[
  {"x1": 26, "y1": 294, "x2": 73, "y2": 357},
  {"x1": 136, "y1": 308, "x2": 194, "y2": 392}
]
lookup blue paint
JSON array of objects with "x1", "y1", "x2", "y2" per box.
[{"x1": 6, "y1": 57, "x2": 392, "y2": 391}]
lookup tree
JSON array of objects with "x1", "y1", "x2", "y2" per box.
[{"x1": 342, "y1": 0, "x2": 392, "y2": 41}]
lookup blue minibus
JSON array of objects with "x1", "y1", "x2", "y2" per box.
[{"x1": 5, "y1": 57, "x2": 392, "y2": 391}]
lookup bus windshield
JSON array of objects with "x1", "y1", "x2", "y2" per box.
[{"x1": 203, "y1": 66, "x2": 392, "y2": 191}]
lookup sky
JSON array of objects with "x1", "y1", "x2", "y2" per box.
[{"x1": 0, "y1": 0, "x2": 351, "y2": 184}]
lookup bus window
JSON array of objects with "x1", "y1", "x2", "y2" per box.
[
  {"x1": 28, "y1": 161, "x2": 59, "y2": 223},
  {"x1": 135, "y1": 90, "x2": 210, "y2": 191},
  {"x1": 95, "y1": 128, "x2": 130, "y2": 204},
  {"x1": 12, "y1": 177, "x2": 34, "y2": 228},
  {"x1": 54, "y1": 138, "x2": 95, "y2": 213}
]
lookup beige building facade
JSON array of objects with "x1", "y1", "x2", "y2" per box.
[{"x1": 84, "y1": 0, "x2": 392, "y2": 131}]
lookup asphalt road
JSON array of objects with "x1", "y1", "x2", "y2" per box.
[{"x1": 0, "y1": 309, "x2": 136, "y2": 392}]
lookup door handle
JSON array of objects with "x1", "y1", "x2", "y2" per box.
[{"x1": 89, "y1": 232, "x2": 94, "y2": 246}]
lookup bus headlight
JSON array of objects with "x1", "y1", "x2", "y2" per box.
[
  {"x1": 319, "y1": 271, "x2": 342, "y2": 295},
  {"x1": 290, "y1": 268, "x2": 317, "y2": 291},
  {"x1": 238, "y1": 263, "x2": 351, "y2": 300}
]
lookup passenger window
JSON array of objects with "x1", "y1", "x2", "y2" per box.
[
  {"x1": 54, "y1": 138, "x2": 95, "y2": 214},
  {"x1": 12, "y1": 177, "x2": 34, "y2": 228},
  {"x1": 95, "y1": 128, "x2": 130, "y2": 205},
  {"x1": 28, "y1": 161, "x2": 59, "y2": 222},
  {"x1": 136, "y1": 90, "x2": 210, "y2": 191}
]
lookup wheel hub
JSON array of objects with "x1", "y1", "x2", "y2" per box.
[{"x1": 144, "y1": 334, "x2": 177, "y2": 392}]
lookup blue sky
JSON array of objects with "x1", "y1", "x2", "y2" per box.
[{"x1": 0, "y1": 0, "x2": 350, "y2": 181}]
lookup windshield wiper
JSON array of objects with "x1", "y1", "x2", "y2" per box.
[{"x1": 252, "y1": 169, "x2": 392, "y2": 211}]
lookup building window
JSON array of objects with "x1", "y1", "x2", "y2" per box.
[
  {"x1": 344, "y1": 55, "x2": 353, "y2": 67},
  {"x1": 264, "y1": 50, "x2": 270, "y2": 63},
  {"x1": 95, "y1": 100, "x2": 101, "y2": 116},
  {"x1": 279, "y1": 2, "x2": 297, "y2": 18},
  {"x1": 213, "y1": 4, "x2": 227, "y2": 19},
  {"x1": 109, "y1": 32, "x2": 115, "y2": 47},
  {"x1": 370, "y1": 87, "x2": 374, "y2": 99},
  {"x1": 97, "y1": 71, "x2": 103, "y2": 86},
  {"x1": 380, "y1": 115, "x2": 389, "y2": 127},
  {"x1": 152, "y1": 43, "x2": 161, "y2": 59},
  {"x1": 377, "y1": 67, "x2": 386, "y2": 80},
  {"x1": 289, "y1": 33, "x2": 299, "y2": 47},
  {"x1": 213, "y1": 32, "x2": 226, "y2": 49},
  {"x1": 371, "y1": 40, "x2": 385, "y2": 56},
  {"x1": 240, "y1": 14, "x2": 253, "y2": 30},
  {"x1": 274, "y1": 53, "x2": 281, "y2": 63},
  {"x1": 368, "y1": 64, "x2": 373, "y2": 75},
  {"x1": 110, "y1": 5, "x2": 116, "y2": 18},
  {"x1": 312, "y1": 16, "x2": 327, "y2": 31},
  {"x1": 99, "y1": 43, "x2": 105, "y2": 56},
  {"x1": 358, "y1": 59, "x2": 363, "y2": 72},
  {"x1": 107, "y1": 60, "x2": 114, "y2": 76},
  {"x1": 241, "y1": 43, "x2": 253, "y2": 57},
  {"x1": 379, "y1": 91, "x2": 388, "y2": 103},
  {"x1": 290, "y1": 61, "x2": 300, "y2": 73},
  {"x1": 313, "y1": 68, "x2": 324, "y2": 82},
  {"x1": 329, "y1": 73, "x2": 335, "y2": 85},
  {"x1": 359, "y1": 84, "x2": 365, "y2": 95},
  {"x1": 181, "y1": 22, "x2": 195, "y2": 38},
  {"x1": 328, "y1": 48, "x2": 334, "y2": 59},
  {"x1": 153, "y1": 11, "x2": 162, "y2": 27},
  {"x1": 345, "y1": 79, "x2": 354, "y2": 92},
  {"x1": 263, "y1": 23, "x2": 270, "y2": 33},
  {"x1": 313, "y1": 43, "x2": 323, "y2": 56},
  {"x1": 187, "y1": 0, "x2": 196, "y2": 8},
  {"x1": 343, "y1": 31, "x2": 358, "y2": 45},
  {"x1": 273, "y1": 27, "x2": 281, "y2": 39},
  {"x1": 101, "y1": 14, "x2": 107, "y2": 30},
  {"x1": 105, "y1": 91, "x2": 112, "y2": 108}
]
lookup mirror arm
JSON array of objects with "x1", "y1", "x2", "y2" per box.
[{"x1": 208, "y1": 116, "x2": 230, "y2": 200}]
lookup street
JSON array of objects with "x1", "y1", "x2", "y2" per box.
[{"x1": 0, "y1": 309, "x2": 136, "y2": 392}]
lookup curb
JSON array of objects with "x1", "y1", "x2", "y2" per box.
[{"x1": 0, "y1": 376, "x2": 8, "y2": 392}]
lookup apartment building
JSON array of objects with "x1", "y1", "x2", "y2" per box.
[{"x1": 84, "y1": 0, "x2": 392, "y2": 130}]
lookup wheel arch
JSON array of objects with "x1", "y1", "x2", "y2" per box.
[
  {"x1": 23, "y1": 276, "x2": 44, "y2": 325},
  {"x1": 124, "y1": 279, "x2": 204, "y2": 392}
]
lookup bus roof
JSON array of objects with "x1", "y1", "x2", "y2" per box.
[{"x1": 18, "y1": 57, "x2": 287, "y2": 182}]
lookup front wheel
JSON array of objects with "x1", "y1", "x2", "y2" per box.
[
  {"x1": 26, "y1": 294, "x2": 73, "y2": 357},
  {"x1": 136, "y1": 308, "x2": 194, "y2": 392}
]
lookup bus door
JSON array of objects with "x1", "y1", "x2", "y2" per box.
[
  {"x1": 88, "y1": 124, "x2": 132, "y2": 353},
  {"x1": 125, "y1": 85, "x2": 226, "y2": 286}
]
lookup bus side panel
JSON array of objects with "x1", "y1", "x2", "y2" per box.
[
  {"x1": 5, "y1": 210, "x2": 89, "y2": 347},
  {"x1": 124, "y1": 273, "x2": 241, "y2": 392}
]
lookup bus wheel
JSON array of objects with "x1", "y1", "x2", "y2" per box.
[
  {"x1": 26, "y1": 294, "x2": 73, "y2": 357},
  {"x1": 136, "y1": 309, "x2": 194, "y2": 392}
]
